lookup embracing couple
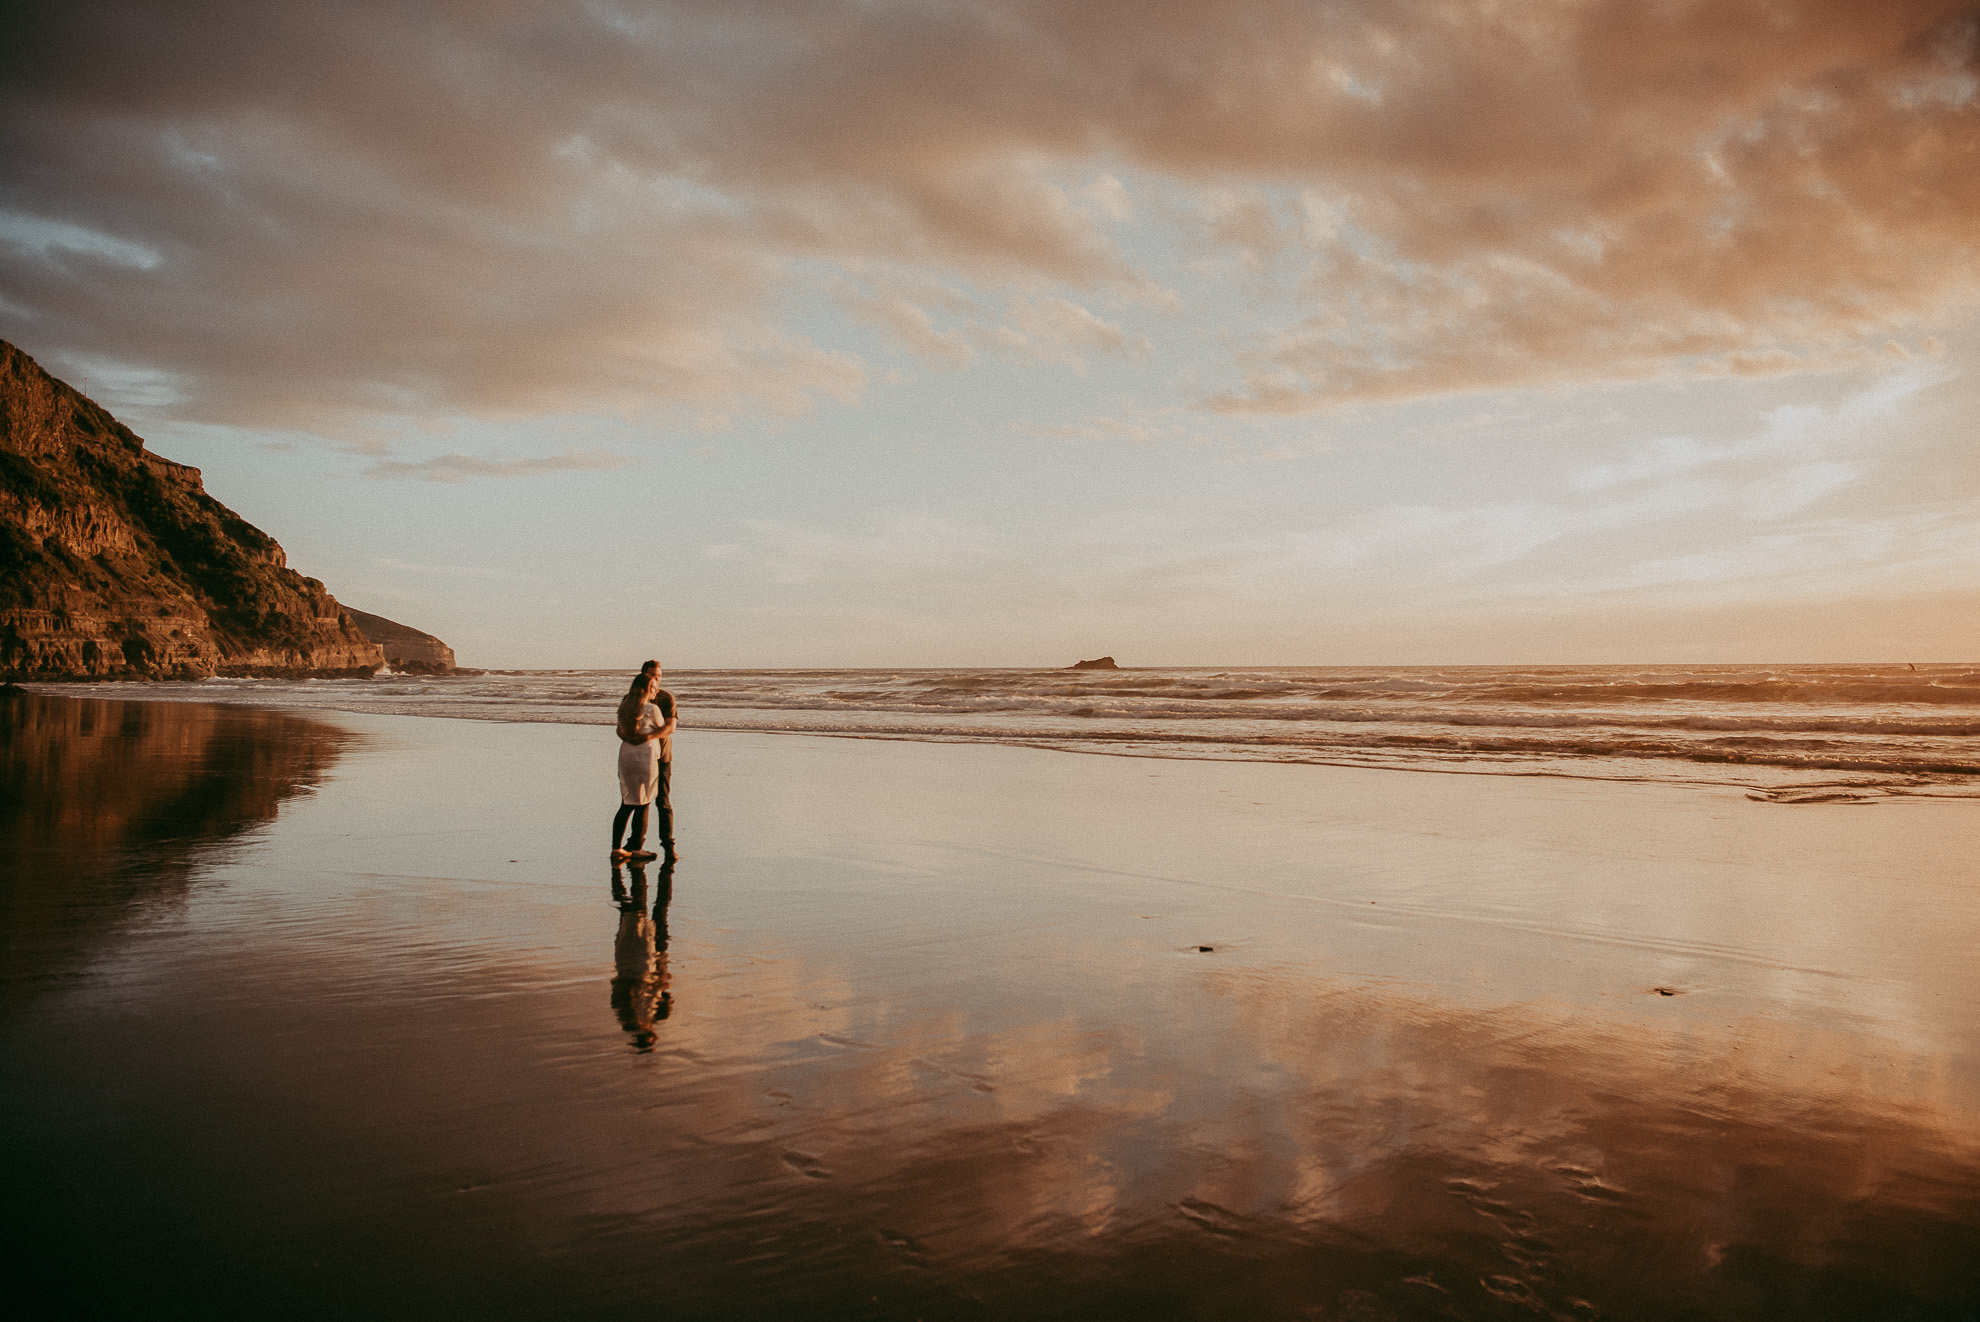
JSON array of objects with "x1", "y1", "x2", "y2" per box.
[{"x1": 612, "y1": 659, "x2": 677, "y2": 862}]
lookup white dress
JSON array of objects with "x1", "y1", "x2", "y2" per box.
[{"x1": 616, "y1": 702, "x2": 662, "y2": 805}]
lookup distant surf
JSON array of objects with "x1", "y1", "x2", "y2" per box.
[{"x1": 35, "y1": 663, "x2": 1980, "y2": 801}]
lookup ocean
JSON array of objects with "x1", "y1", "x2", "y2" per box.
[{"x1": 34, "y1": 661, "x2": 1980, "y2": 802}]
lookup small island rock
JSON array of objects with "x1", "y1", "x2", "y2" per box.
[{"x1": 1069, "y1": 656, "x2": 1119, "y2": 670}]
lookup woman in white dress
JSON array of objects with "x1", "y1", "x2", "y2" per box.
[{"x1": 612, "y1": 673, "x2": 671, "y2": 859}]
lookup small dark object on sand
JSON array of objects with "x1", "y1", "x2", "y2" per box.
[
  {"x1": 1651, "y1": 986, "x2": 1681, "y2": 996},
  {"x1": 1196, "y1": 945, "x2": 1214, "y2": 953}
]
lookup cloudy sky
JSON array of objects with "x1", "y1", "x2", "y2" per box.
[{"x1": 3, "y1": 0, "x2": 1976, "y2": 667}]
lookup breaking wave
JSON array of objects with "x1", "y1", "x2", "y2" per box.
[{"x1": 32, "y1": 662, "x2": 1980, "y2": 801}]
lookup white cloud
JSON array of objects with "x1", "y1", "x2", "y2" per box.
[
  {"x1": 1082, "y1": 174, "x2": 1134, "y2": 223},
  {"x1": 0, "y1": 212, "x2": 163, "y2": 270},
  {"x1": 364, "y1": 448, "x2": 639, "y2": 483},
  {"x1": 988, "y1": 296, "x2": 1151, "y2": 370},
  {"x1": 1573, "y1": 436, "x2": 1718, "y2": 492},
  {"x1": 1735, "y1": 462, "x2": 1863, "y2": 521},
  {"x1": 1573, "y1": 367, "x2": 1942, "y2": 493},
  {"x1": 835, "y1": 284, "x2": 976, "y2": 369}
]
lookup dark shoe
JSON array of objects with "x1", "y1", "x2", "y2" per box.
[
  {"x1": 660, "y1": 839, "x2": 680, "y2": 860},
  {"x1": 626, "y1": 848, "x2": 658, "y2": 861}
]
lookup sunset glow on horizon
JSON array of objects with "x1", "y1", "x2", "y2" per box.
[{"x1": 3, "y1": 0, "x2": 1975, "y2": 667}]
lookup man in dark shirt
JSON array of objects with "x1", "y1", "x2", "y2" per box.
[{"x1": 639, "y1": 659, "x2": 678, "y2": 859}]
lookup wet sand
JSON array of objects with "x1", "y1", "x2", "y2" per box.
[{"x1": 4, "y1": 694, "x2": 1978, "y2": 1319}]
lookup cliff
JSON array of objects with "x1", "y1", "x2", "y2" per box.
[
  {"x1": 0, "y1": 340, "x2": 385, "y2": 679},
  {"x1": 344, "y1": 607, "x2": 456, "y2": 674}
]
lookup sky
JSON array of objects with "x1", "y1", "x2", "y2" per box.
[{"x1": 2, "y1": 0, "x2": 1976, "y2": 668}]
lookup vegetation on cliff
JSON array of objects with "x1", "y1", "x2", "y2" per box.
[{"x1": 0, "y1": 339, "x2": 384, "y2": 679}]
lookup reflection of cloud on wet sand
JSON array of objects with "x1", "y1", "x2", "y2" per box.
[{"x1": 559, "y1": 952, "x2": 1980, "y2": 1317}]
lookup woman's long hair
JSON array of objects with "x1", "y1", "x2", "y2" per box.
[{"x1": 616, "y1": 674, "x2": 652, "y2": 743}]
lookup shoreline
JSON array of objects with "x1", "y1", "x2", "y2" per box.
[
  {"x1": 12, "y1": 689, "x2": 1975, "y2": 1016},
  {"x1": 18, "y1": 678, "x2": 1980, "y2": 802}
]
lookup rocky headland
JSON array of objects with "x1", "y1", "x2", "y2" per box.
[
  {"x1": 344, "y1": 607, "x2": 456, "y2": 674},
  {"x1": 0, "y1": 339, "x2": 386, "y2": 679}
]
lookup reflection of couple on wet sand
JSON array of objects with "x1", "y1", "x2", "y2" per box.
[
  {"x1": 611, "y1": 659, "x2": 676, "y2": 862},
  {"x1": 611, "y1": 860, "x2": 674, "y2": 1050}
]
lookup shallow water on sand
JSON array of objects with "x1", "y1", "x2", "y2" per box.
[
  {"x1": 3, "y1": 694, "x2": 1978, "y2": 1319},
  {"x1": 40, "y1": 661, "x2": 1980, "y2": 799}
]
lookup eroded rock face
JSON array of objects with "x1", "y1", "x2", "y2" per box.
[
  {"x1": 343, "y1": 607, "x2": 456, "y2": 674},
  {"x1": 0, "y1": 340, "x2": 385, "y2": 679}
]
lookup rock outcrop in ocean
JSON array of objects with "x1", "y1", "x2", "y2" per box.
[
  {"x1": 0, "y1": 339, "x2": 386, "y2": 679},
  {"x1": 1069, "y1": 656, "x2": 1119, "y2": 670},
  {"x1": 343, "y1": 608, "x2": 456, "y2": 674}
]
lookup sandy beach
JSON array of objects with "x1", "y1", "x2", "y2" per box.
[{"x1": 4, "y1": 692, "x2": 1978, "y2": 1319}]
